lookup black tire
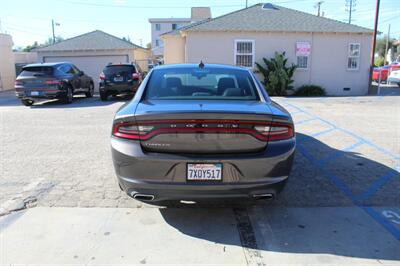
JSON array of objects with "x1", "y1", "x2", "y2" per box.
[
  {"x1": 100, "y1": 91, "x2": 108, "y2": 101},
  {"x1": 85, "y1": 83, "x2": 94, "y2": 98},
  {"x1": 62, "y1": 86, "x2": 73, "y2": 104},
  {"x1": 21, "y1": 99, "x2": 34, "y2": 106}
]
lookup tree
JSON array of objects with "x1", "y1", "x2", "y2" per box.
[
  {"x1": 146, "y1": 42, "x2": 151, "y2": 49},
  {"x1": 255, "y1": 52, "x2": 297, "y2": 96},
  {"x1": 22, "y1": 41, "x2": 40, "y2": 52},
  {"x1": 43, "y1": 36, "x2": 64, "y2": 46},
  {"x1": 375, "y1": 36, "x2": 396, "y2": 58},
  {"x1": 122, "y1": 36, "x2": 132, "y2": 43},
  {"x1": 21, "y1": 36, "x2": 64, "y2": 52}
]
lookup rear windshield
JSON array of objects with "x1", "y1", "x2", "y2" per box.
[
  {"x1": 144, "y1": 67, "x2": 260, "y2": 101},
  {"x1": 104, "y1": 65, "x2": 136, "y2": 75},
  {"x1": 19, "y1": 66, "x2": 54, "y2": 77}
]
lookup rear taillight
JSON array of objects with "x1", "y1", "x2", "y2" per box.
[
  {"x1": 113, "y1": 120, "x2": 294, "y2": 141},
  {"x1": 113, "y1": 122, "x2": 154, "y2": 140},
  {"x1": 254, "y1": 123, "x2": 294, "y2": 141},
  {"x1": 132, "y1": 73, "x2": 140, "y2": 80},
  {"x1": 99, "y1": 72, "x2": 105, "y2": 81},
  {"x1": 14, "y1": 80, "x2": 23, "y2": 86},
  {"x1": 44, "y1": 79, "x2": 61, "y2": 85}
]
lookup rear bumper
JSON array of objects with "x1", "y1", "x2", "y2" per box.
[
  {"x1": 111, "y1": 136, "x2": 295, "y2": 201},
  {"x1": 15, "y1": 90, "x2": 65, "y2": 100},
  {"x1": 120, "y1": 177, "x2": 287, "y2": 202},
  {"x1": 99, "y1": 82, "x2": 139, "y2": 94}
]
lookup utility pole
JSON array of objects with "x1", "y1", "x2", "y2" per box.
[
  {"x1": 384, "y1": 24, "x2": 391, "y2": 64},
  {"x1": 51, "y1": 20, "x2": 60, "y2": 44},
  {"x1": 52, "y1": 19, "x2": 55, "y2": 44},
  {"x1": 245, "y1": 0, "x2": 248, "y2": 8},
  {"x1": 368, "y1": 0, "x2": 380, "y2": 94},
  {"x1": 345, "y1": 0, "x2": 356, "y2": 24},
  {"x1": 314, "y1": 1, "x2": 324, "y2": 17}
]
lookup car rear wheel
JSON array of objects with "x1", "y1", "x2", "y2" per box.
[
  {"x1": 100, "y1": 91, "x2": 108, "y2": 101},
  {"x1": 85, "y1": 83, "x2": 94, "y2": 98},
  {"x1": 62, "y1": 87, "x2": 73, "y2": 104},
  {"x1": 21, "y1": 99, "x2": 34, "y2": 106}
]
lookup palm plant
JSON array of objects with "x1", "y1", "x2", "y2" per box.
[{"x1": 255, "y1": 52, "x2": 297, "y2": 96}]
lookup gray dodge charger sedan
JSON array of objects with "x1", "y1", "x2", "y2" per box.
[{"x1": 111, "y1": 63, "x2": 295, "y2": 203}]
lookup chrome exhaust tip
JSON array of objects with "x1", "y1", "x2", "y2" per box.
[
  {"x1": 253, "y1": 193, "x2": 274, "y2": 201},
  {"x1": 131, "y1": 193, "x2": 155, "y2": 201}
]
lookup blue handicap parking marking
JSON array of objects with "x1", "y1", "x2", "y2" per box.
[
  {"x1": 362, "y1": 207, "x2": 400, "y2": 241},
  {"x1": 355, "y1": 164, "x2": 400, "y2": 203},
  {"x1": 280, "y1": 98, "x2": 400, "y2": 241}
]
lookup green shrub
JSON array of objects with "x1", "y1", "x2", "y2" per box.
[
  {"x1": 255, "y1": 52, "x2": 297, "y2": 96},
  {"x1": 294, "y1": 85, "x2": 326, "y2": 96},
  {"x1": 374, "y1": 57, "x2": 385, "y2": 67}
]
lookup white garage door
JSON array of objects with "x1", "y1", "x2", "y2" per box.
[{"x1": 44, "y1": 55, "x2": 129, "y2": 91}]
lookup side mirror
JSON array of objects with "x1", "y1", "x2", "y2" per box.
[{"x1": 80, "y1": 71, "x2": 85, "y2": 76}]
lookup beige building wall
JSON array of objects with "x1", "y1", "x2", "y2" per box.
[
  {"x1": 14, "y1": 52, "x2": 38, "y2": 64},
  {"x1": 162, "y1": 35, "x2": 186, "y2": 64},
  {"x1": 184, "y1": 31, "x2": 372, "y2": 95},
  {"x1": 133, "y1": 48, "x2": 151, "y2": 71},
  {"x1": 0, "y1": 34, "x2": 16, "y2": 91}
]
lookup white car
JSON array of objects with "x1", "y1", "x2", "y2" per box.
[{"x1": 388, "y1": 69, "x2": 400, "y2": 87}]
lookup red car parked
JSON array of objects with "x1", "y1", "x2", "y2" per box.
[{"x1": 373, "y1": 63, "x2": 400, "y2": 83}]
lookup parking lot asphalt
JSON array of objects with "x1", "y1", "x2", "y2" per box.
[{"x1": 0, "y1": 88, "x2": 399, "y2": 265}]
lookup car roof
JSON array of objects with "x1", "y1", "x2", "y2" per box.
[
  {"x1": 23, "y1": 62, "x2": 69, "y2": 68},
  {"x1": 153, "y1": 63, "x2": 249, "y2": 71}
]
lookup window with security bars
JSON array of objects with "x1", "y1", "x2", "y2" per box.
[
  {"x1": 348, "y1": 43, "x2": 360, "y2": 70},
  {"x1": 235, "y1": 40, "x2": 254, "y2": 68},
  {"x1": 297, "y1": 56, "x2": 308, "y2": 69}
]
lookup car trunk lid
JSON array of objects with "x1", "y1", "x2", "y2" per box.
[{"x1": 133, "y1": 100, "x2": 275, "y2": 154}]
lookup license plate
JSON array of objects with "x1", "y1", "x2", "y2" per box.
[
  {"x1": 30, "y1": 91, "x2": 39, "y2": 96},
  {"x1": 187, "y1": 163, "x2": 222, "y2": 181},
  {"x1": 114, "y1": 77, "x2": 123, "y2": 82}
]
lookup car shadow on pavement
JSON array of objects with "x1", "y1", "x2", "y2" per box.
[
  {"x1": 0, "y1": 90, "x2": 133, "y2": 108},
  {"x1": 29, "y1": 94, "x2": 132, "y2": 109},
  {"x1": 159, "y1": 133, "x2": 400, "y2": 261}
]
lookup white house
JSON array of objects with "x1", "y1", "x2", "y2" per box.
[{"x1": 161, "y1": 3, "x2": 374, "y2": 95}]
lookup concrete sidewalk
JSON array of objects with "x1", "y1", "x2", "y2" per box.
[{"x1": 1, "y1": 206, "x2": 399, "y2": 265}]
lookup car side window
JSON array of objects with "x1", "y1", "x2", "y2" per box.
[
  {"x1": 71, "y1": 65, "x2": 81, "y2": 74},
  {"x1": 62, "y1": 65, "x2": 74, "y2": 75},
  {"x1": 57, "y1": 64, "x2": 67, "y2": 74}
]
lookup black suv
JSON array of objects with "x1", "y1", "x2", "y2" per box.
[
  {"x1": 15, "y1": 62, "x2": 94, "y2": 106},
  {"x1": 99, "y1": 63, "x2": 143, "y2": 101}
]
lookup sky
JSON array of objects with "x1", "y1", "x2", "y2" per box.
[{"x1": 1, "y1": 0, "x2": 399, "y2": 48}]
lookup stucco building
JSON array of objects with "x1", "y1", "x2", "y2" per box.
[
  {"x1": 0, "y1": 34, "x2": 16, "y2": 91},
  {"x1": 162, "y1": 3, "x2": 374, "y2": 95},
  {"x1": 149, "y1": 7, "x2": 211, "y2": 60}
]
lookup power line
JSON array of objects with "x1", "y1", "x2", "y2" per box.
[
  {"x1": 60, "y1": 0, "x2": 244, "y2": 9},
  {"x1": 59, "y1": 0, "x2": 313, "y2": 9},
  {"x1": 379, "y1": 13, "x2": 400, "y2": 24}
]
